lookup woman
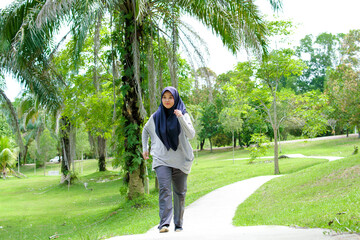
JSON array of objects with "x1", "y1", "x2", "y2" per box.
[{"x1": 142, "y1": 86, "x2": 195, "y2": 233}]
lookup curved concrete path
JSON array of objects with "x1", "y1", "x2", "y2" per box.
[
  {"x1": 223, "y1": 154, "x2": 344, "y2": 162},
  {"x1": 108, "y1": 156, "x2": 359, "y2": 240}
]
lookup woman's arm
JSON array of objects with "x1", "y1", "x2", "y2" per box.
[
  {"x1": 142, "y1": 120, "x2": 151, "y2": 159},
  {"x1": 178, "y1": 113, "x2": 195, "y2": 139}
]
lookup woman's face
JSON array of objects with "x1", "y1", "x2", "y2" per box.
[{"x1": 162, "y1": 91, "x2": 175, "y2": 109}]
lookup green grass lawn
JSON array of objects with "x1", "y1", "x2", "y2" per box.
[
  {"x1": 270, "y1": 136, "x2": 359, "y2": 157},
  {"x1": 233, "y1": 154, "x2": 360, "y2": 233},
  {"x1": 0, "y1": 136, "x2": 359, "y2": 239}
]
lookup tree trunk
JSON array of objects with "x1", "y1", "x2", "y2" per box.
[
  {"x1": 128, "y1": 167, "x2": 145, "y2": 199},
  {"x1": 88, "y1": 131, "x2": 97, "y2": 159},
  {"x1": 200, "y1": 139, "x2": 205, "y2": 150},
  {"x1": 23, "y1": 145, "x2": 29, "y2": 165},
  {"x1": 233, "y1": 133, "x2": 237, "y2": 148},
  {"x1": 273, "y1": 127, "x2": 280, "y2": 175},
  {"x1": 97, "y1": 135, "x2": 106, "y2": 171},
  {"x1": 273, "y1": 90, "x2": 280, "y2": 175},
  {"x1": 110, "y1": 11, "x2": 119, "y2": 126},
  {"x1": 232, "y1": 131, "x2": 235, "y2": 164},
  {"x1": 93, "y1": 12, "x2": 102, "y2": 92},
  {"x1": 209, "y1": 138, "x2": 213, "y2": 153},
  {"x1": 278, "y1": 128, "x2": 282, "y2": 154},
  {"x1": 43, "y1": 157, "x2": 46, "y2": 176},
  {"x1": 70, "y1": 123, "x2": 76, "y2": 171},
  {"x1": 121, "y1": 13, "x2": 145, "y2": 199},
  {"x1": 60, "y1": 116, "x2": 72, "y2": 183}
]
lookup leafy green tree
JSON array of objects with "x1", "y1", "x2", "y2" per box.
[
  {"x1": 219, "y1": 106, "x2": 244, "y2": 163},
  {"x1": 0, "y1": 113, "x2": 13, "y2": 137},
  {"x1": 294, "y1": 91, "x2": 331, "y2": 138},
  {"x1": 296, "y1": 33, "x2": 341, "y2": 92},
  {"x1": 327, "y1": 63, "x2": 360, "y2": 133},
  {"x1": 186, "y1": 104, "x2": 203, "y2": 154},
  {"x1": 240, "y1": 108, "x2": 267, "y2": 147},
  {"x1": 38, "y1": 128, "x2": 57, "y2": 175},
  {"x1": 195, "y1": 67, "x2": 217, "y2": 103},
  {"x1": 75, "y1": 124, "x2": 91, "y2": 160},
  {"x1": 28, "y1": 141, "x2": 38, "y2": 166},
  {"x1": 199, "y1": 102, "x2": 221, "y2": 152},
  {"x1": 326, "y1": 30, "x2": 360, "y2": 135},
  {"x1": 17, "y1": 92, "x2": 47, "y2": 165},
  {"x1": 254, "y1": 49, "x2": 305, "y2": 174},
  {"x1": 54, "y1": 25, "x2": 114, "y2": 172},
  {"x1": 222, "y1": 63, "x2": 260, "y2": 147}
]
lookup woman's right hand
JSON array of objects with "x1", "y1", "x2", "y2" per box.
[{"x1": 142, "y1": 151, "x2": 149, "y2": 160}]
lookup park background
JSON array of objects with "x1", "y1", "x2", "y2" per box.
[{"x1": 1, "y1": 0, "x2": 360, "y2": 239}]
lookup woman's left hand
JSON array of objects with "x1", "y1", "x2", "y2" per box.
[{"x1": 174, "y1": 109, "x2": 183, "y2": 117}]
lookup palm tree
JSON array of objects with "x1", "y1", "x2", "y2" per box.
[
  {"x1": 0, "y1": 1, "x2": 64, "y2": 111},
  {"x1": 0, "y1": 89, "x2": 25, "y2": 161},
  {"x1": 0, "y1": 0, "x2": 282, "y2": 198},
  {"x1": 113, "y1": 0, "x2": 283, "y2": 199},
  {"x1": 0, "y1": 136, "x2": 20, "y2": 179},
  {"x1": 0, "y1": 0, "x2": 64, "y2": 169},
  {"x1": 17, "y1": 91, "x2": 50, "y2": 165}
]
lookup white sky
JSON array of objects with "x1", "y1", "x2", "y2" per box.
[
  {"x1": 202, "y1": 0, "x2": 360, "y2": 74},
  {"x1": 1, "y1": 0, "x2": 360, "y2": 101}
]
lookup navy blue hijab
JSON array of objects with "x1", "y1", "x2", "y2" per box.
[{"x1": 153, "y1": 87, "x2": 187, "y2": 151}]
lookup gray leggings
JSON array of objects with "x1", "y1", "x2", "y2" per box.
[{"x1": 155, "y1": 166, "x2": 188, "y2": 229}]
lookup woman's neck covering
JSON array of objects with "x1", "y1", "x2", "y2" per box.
[{"x1": 153, "y1": 86, "x2": 187, "y2": 151}]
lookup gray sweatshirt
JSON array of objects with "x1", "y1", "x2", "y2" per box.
[{"x1": 142, "y1": 113, "x2": 195, "y2": 174}]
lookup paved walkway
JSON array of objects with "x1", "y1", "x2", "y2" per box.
[
  {"x1": 223, "y1": 154, "x2": 344, "y2": 162},
  {"x1": 108, "y1": 155, "x2": 359, "y2": 240},
  {"x1": 276, "y1": 134, "x2": 358, "y2": 144}
]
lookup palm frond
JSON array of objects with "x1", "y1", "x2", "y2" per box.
[
  {"x1": 0, "y1": 148, "x2": 16, "y2": 168},
  {"x1": 135, "y1": 0, "x2": 147, "y2": 21},
  {"x1": 176, "y1": 0, "x2": 279, "y2": 57},
  {"x1": 0, "y1": 0, "x2": 64, "y2": 112},
  {"x1": 0, "y1": 136, "x2": 11, "y2": 151},
  {"x1": 36, "y1": 0, "x2": 74, "y2": 28},
  {"x1": 177, "y1": 20, "x2": 209, "y2": 71},
  {"x1": 268, "y1": 0, "x2": 283, "y2": 12},
  {"x1": 69, "y1": 0, "x2": 104, "y2": 69}
]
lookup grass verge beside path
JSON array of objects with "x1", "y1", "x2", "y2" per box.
[
  {"x1": 233, "y1": 154, "x2": 360, "y2": 233},
  {"x1": 186, "y1": 157, "x2": 327, "y2": 205},
  {"x1": 273, "y1": 135, "x2": 360, "y2": 157}
]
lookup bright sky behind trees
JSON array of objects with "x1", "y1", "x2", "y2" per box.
[{"x1": 1, "y1": 0, "x2": 360, "y2": 100}]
